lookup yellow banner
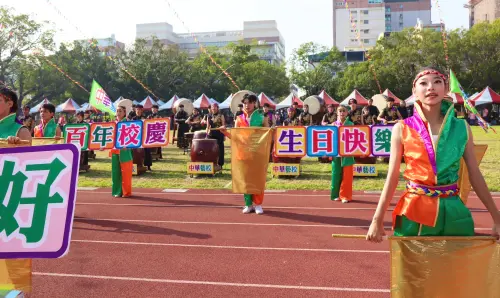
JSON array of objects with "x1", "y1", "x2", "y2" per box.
[
  {"x1": 230, "y1": 128, "x2": 273, "y2": 194},
  {"x1": 32, "y1": 137, "x2": 62, "y2": 146},
  {"x1": 390, "y1": 237, "x2": 500, "y2": 298},
  {"x1": 0, "y1": 259, "x2": 32, "y2": 292},
  {"x1": 458, "y1": 144, "x2": 488, "y2": 205}
]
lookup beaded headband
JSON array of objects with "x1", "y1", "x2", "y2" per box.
[{"x1": 413, "y1": 70, "x2": 448, "y2": 86}]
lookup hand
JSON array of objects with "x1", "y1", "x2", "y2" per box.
[
  {"x1": 7, "y1": 136, "x2": 21, "y2": 144},
  {"x1": 366, "y1": 220, "x2": 386, "y2": 243}
]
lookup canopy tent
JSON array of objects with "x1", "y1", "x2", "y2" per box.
[
  {"x1": 139, "y1": 96, "x2": 157, "y2": 110},
  {"x1": 318, "y1": 90, "x2": 340, "y2": 106},
  {"x1": 77, "y1": 103, "x2": 101, "y2": 113},
  {"x1": 156, "y1": 99, "x2": 165, "y2": 106},
  {"x1": 276, "y1": 93, "x2": 304, "y2": 110},
  {"x1": 470, "y1": 87, "x2": 500, "y2": 106},
  {"x1": 447, "y1": 93, "x2": 464, "y2": 104},
  {"x1": 193, "y1": 94, "x2": 213, "y2": 109},
  {"x1": 258, "y1": 92, "x2": 277, "y2": 109},
  {"x1": 29, "y1": 98, "x2": 50, "y2": 114},
  {"x1": 339, "y1": 89, "x2": 369, "y2": 106},
  {"x1": 383, "y1": 89, "x2": 402, "y2": 104},
  {"x1": 219, "y1": 94, "x2": 232, "y2": 109},
  {"x1": 132, "y1": 100, "x2": 140, "y2": 105},
  {"x1": 159, "y1": 95, "x2": 180, "y2": 111},
  {"x1": 56, "y1": 98, "x2": 81, "y2": 113}
]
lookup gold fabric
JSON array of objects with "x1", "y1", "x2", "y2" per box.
[
  {"x1": 457, "y1": 144, "x2": 488, "y2": 205},
  {"x1": 230, "y1": 127, "x2": 273, "y2": 194},
  {"x1": 32, "y1": 137, "x2": 61, "y2": 146},
  {"x1": 390, "y1": 237, "x2": 500, "y2": 298},
  {"x1": 0, "y1": 259, "x2": 32, "y2": 292}
]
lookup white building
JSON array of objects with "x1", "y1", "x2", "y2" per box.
[
  {"x1": 333, "y1": 0, "x2": 431, "y2": 51},
  {"x1": 136, "y1": 20, "x2": 285, "y2": 65}
]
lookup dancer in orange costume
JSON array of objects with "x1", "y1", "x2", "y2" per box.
[{"x1": 109, "y1": 105, "x2": 133, "y2": 198}]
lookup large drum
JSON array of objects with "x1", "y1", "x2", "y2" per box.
[
  {"x1": 191, "y1": 138, "x2": 219, "y2": 164},
  {"x1": 303, "y1": 95, "x2": 325, "y2": 115}
]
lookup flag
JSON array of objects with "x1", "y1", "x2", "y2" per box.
[
  {"x1": 230, "y1": 127, "x2": 273, "y2": 194},
  {"x1": 449, "y1": 69, "x2": 462, "y2": 94},
  {"x1": 390, "y1": 236, "x2": 500, "y2": 298},
  {"x1": 89, "y1": 80, "x2": 117, "y2": 116},
  {"x1": 0, "y1": 259, "x2": 32, "y2": 293}
]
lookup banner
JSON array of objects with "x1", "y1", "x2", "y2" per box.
[
  {"x1": 63, "y1": 118, "x2": 170, "y2": 150},
  {"x1": 89, "y1": 80, "x2": 117, "y2": 117},
  {"x1": 0, "y1": 144, "x2": 79, "y2": 259},
  {"x1": 0, "y1": 259, "x2": 31, "y2": 293},
  {"x1": 275, "y1": 125, "x2": 393, "y2": 158},
  {"x1": 390, "y1": 237, "x2": 500, "y2": 298},
  {"x1": 230, "y1": 128, "x2": 273, "y2": 194}
]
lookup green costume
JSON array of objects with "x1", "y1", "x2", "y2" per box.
[
  {"x1": 34, "y1": 118, "x2": 57, "y2": 138},
  {"x1": 330, "y1": 119, "x2": 355, "y2": 201},
  {"x1": 110, "y1": 119, "x2": 134, "y2": 197},
  {"x1": 393, "y1": 100, "x2": 474, "y2": 236},
  {"x1": 0, "y1": 113, "x2": 23, "y2": 139}
]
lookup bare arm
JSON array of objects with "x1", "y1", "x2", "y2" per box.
[
  {"x1": 262, "y1": 116, "x2": 270, "y2": 127},
  {"x1": 371, "y1": 123, "x2": 403, "y2": 225},
  {"x1": 55, "y1": 126, "x2": 62, "y2": 138},
  {"x1": 463, "y1": 124, "x2": 500, "y2": 224}
]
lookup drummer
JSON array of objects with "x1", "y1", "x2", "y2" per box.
[
  {"x1": 347, "y1": 98, "x2": 362, "y2": 125},
  {"x1": 299, "y1": 104, "x2": 313, "y2": 126},
  {"x1": 321, "y1": 104, "x2": 337, "y2": 125},
  {"x1": 377, "y1": 96, "x2": 402, "y2": 125},
  {"x1": 201, "y1": 103, "x2": 226, "y2": 171},
  {"x1": 186, "y1": 108, "x2": 203, "y2": 132},
  {"x1": 283, "y1": 107, "x2": 299, "y2": 126},
  {"x1": 175, "y1": 104, "x2": 189, "y2": 148},
  {"x1": 262, "y1": 103, "x2": 276, "y2": 127},
  {"x1": 147, "y1": 104, "x2": 162, "y2": 159}
]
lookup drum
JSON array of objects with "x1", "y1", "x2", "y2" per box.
[
  {"x1": 193, "y1": 131, "x2": 208, "y2": 140},
  {"x1": 190, "y1": 139, "x2": 219, "y2": 163},
  {"x1": 303, "y1": 95, "x2": 325, "y2": 115}
]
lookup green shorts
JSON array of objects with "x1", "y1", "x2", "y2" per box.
[{"x1": 394, "y1": 196, "x2": 475, "y2": 237}]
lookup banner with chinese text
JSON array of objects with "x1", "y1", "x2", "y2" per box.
[
  {"x1": 390, "y1": 237, "x2": 500, "y2": 298},
  {"x1": 231, "y1": 128, "x2": 273, "y2": 194},
  {"x1": 63, "y1": 118, "x2": 170, "y2": 150},
  {"x1": 89, "y1": 80, "x2": 117, "y2": 116},
  {"x1": 0, "y1": 144, "x2": 79, "y2": 259}
]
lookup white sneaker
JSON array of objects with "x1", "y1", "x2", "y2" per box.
[
  {"x1": 333, "y1": 198, "x2": 340, "y2": 201},
  {"x1": 254, "y1": 205, "x2": 264, "y2": 215},
  {"x1": 242, "y1": 206, "x2": 254, "y2": 214},
  {"x1": 342, "y1": 199, "x2": 349, "y2": 203}
]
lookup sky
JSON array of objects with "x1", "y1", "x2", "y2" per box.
[{"x1": 2, "y1": 0, "x2": 469, "y2": 60}]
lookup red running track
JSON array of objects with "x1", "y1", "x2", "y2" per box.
[{"x1": 31, "y1": 189, "x2": 498, "y2": 297}]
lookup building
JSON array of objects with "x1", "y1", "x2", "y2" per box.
[
  {"x1": 78, "y1": 34, "x2": 125, "y2": 56},
  {"x1": 466, "y1": 0, "x2": 500, "y2": 28},
  {"x1": 333, "y1": 0, "x2": 431, "y2": 51},
  {"x1": 136, "y1": 20, "x2": 286, "y2": 65}
]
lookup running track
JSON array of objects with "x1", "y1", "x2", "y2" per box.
[{"x1": 31, "y1": 189, "x2": 499, "y2": 297}]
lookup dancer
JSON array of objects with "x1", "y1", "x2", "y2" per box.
[
  {"x1": 234, "y1": 93, "x2": 269, "y2": 214},
  {"x1": 367, "y1": 67, "x2": 500, "y2": 242},
  {"x1": 34, "y1": 103, "x2": 62, "y2": 138},
  {"x1": 109, "y1": 105, "x2": 133, "y2": 198},
  {"x1": 0, "y1": 87, "x2": 31, "y2": 144},
  {"x1": 330, "y1": 106, "x2": 354, "y2": 203}
]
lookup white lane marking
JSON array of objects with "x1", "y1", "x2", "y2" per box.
[
  {"x1": 33, "y1": 272, "x2": 390, "y2": 293},
  {"x1": 77, "y1": 187, "x2": 98, "y2": 191},
  {"x1": 162, "y1": 189, "x2": 188, "y2": 193},
  {"x1": 72, "y1": 239, "x2": 389, "y2": 253},
  {"x1": 75, "y1": 203, "x2": 388, "y2": 210},
  {"x1": 75, "y1": 217, "x2": 390, "y2": 228}
]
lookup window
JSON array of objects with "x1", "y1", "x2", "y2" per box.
[
  {"x1": 364, "y1": 39, "x2": 370, "y2": 44},
  {"x1": 364, "y1": 20, "x2": 369, "y2": 24},
  {"x1": 363, "y1": 29, "x2": 369, "y2": 34},
  {"x1": 363, "y1": 10, "x2": 369, "y2": 14}
]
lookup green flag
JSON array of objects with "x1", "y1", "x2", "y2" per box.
[
  {"x1": 89, "y1": 80, "x2": 116, "y2": 116},
  {"x1": 449, "y1": 69, "x2": 462, "y2": 94}
]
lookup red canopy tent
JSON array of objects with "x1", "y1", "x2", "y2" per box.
[
  {"x1": 470, "y1": 87, "x2": 500, "y2": 106},
  {"x1": 193, "y1": 94, "x2": 212, "y2": 109},
  {"x1": 318, "y1": 90, "x2": 340, "y2": 106},
  {"x1": 140, "y1": 96, "x2": 157, "y2": 110},
  {"x1": 56, "y1": 98, "x2": 81, "y2": 113},
  {"x1": 258, "y1": 92, "x2": 277, "y2": 109},
  {"x1": 383, "y1": 89, "x2": 402, "y2": 104},
  {"x1": 340, "y1": 89, "x2": 369, "y2": 106}
]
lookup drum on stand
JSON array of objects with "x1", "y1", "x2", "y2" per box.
[
  {"x1": 190, "y1": 138, "x2": 219, "y2": 164},
  {"x1": 303, "y1": 95, "x2": 325, "y2": 116}
]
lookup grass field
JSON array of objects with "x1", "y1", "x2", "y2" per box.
[{"x1": 78, "y1": 126, "x2": 500, "y2": 191}]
